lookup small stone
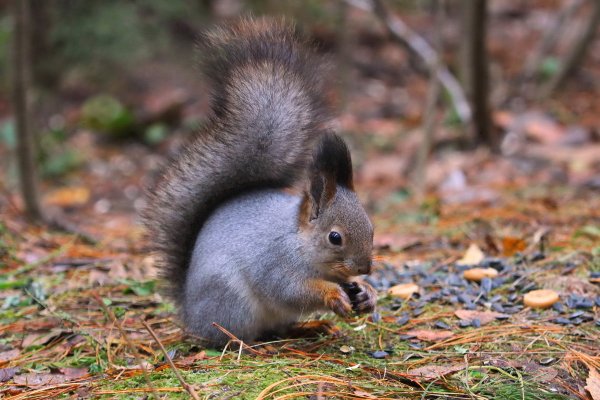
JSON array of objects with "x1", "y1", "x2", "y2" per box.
[
  {"x1": 459, "y1": 320, "x2": 472, "y2": 328},
  {"x1": 554, "y1": 317, "x2": 571, "y2": 325},
  {"x1": 340, "y1": 345, "x2": 354, "y2": 354},
  {"x1": 552, "y1": 302, "x2": 565, "y2": 313},
  {"x1": 371, "y1": 350, "x2": 389, "y2": 359},
  {"x1": 413, "y1": 308, "x2": 425, "y2": 317},
  {"x1": 539, "y1": 357, "x2": 556, "y2": 366},
  {"x1": 408, "y1": 342, "x2": 423, "y2": 350},
  {"x1": 569, "y1": 311, "x2": 585, "y2": 319},
  {"x1": 396, "y1": 315, "x2": 410, "y2": 326},
  {"x1": 472, "y1": 319, "x2": 481, "y2": 328},
  {"x1": 434, "y1": 321, "x2": 450, "y2": 330},
  {"x1": 480, "y1": 277, "x2": 493, "y2": 294},
  {"x1": 492, "y1": 303, "x2": 505, "y2": 313},
  {"x1": 575, "y1": 298, "x2": 594, "y2": 309},
  {"x1": 508, "y1": 293, "x2": 519, "y2": 303},
  {"x1": 371, "y1": 312, "x2": 381, "y2": 323},
  {"x1": 529, "y1": 252, "x2": 545, "y2": 262}
]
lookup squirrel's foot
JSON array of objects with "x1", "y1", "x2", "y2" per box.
[
  {"x1": 343, "y1": 281, "x2": 377, "y2": 314},
  {"x1": 324, "y1": 286, "x2": 353, "y2": 317}
]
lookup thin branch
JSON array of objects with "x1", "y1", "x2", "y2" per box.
[
  {"x1": 345, "y1": 0, "x2": 471, "y2": 124},
  {"x1": 522, "y1": 0, "x2": 585, "y2": 81},
  {"x1": 211, "y1": 322, "x2": 266, "y2": 356},
  {"x1": 142, "y1": 321, "x2": 200, "y2": 400},
  {"x1": 541, "y1": 0, "x2": 600, "y2": 98},
  {"x1": 412, "y1": 1, "x2": 443, "y2": 199}
]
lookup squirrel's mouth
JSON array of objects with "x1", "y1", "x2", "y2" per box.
[{"x1": 327, "y1": 262, "x2": 360, "y2": 280}]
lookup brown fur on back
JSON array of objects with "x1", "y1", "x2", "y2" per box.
[{"x1": 142, "y1": 17, "x2": 330, "y2": 304}]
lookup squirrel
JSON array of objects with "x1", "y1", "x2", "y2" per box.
[{"x1": 143, "y1": 18, "x2": 377, "y2": 347}]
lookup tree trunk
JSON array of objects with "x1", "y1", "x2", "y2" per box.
[
  {"x1": 462, "y1": 0, "x2": 497, "y2": 150},
  {"x1": 12, "y1": 0, "x2": 44, "y2": 221}
]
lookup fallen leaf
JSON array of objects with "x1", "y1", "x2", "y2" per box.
[
  {"x1": 44, "y1": 187, "x2": 90, "y2": 207},
  {"x1": 586, "y1": 367, "x2": 600, "y2": 400},
  {"x1": 501, "y1": 236, "x2": 527, "y2": 257},
  {"x1": 14, "y1": 373, "x2": 68, "y2": 386},
  {"x1": 0, "y1": 367, "x2": 18, "y2": 382},
  {"x1": 21, "y1": 329, "x2": 65, "y2": 348},
  {"x1": 0, "y1": 349, "x2": 20, "y2": 363},
  {"x1": 407, "y1": 364, "x2": 465, "y2": 379},
  {"x1": 454, "y1": 309, "x2": 507, "y2": 325},
  {"x1": 405, "y1": 329, "x2": 453, "y2": 342},
  {"x1": 58, "y1": 367, "x2": 87, "y2": 380},
  {"x1": 178, "y1": 351, "x2": 207, "y2": 367},
  {"x1": 457, "y1": 243, "x2": 485, "y2": 266}
]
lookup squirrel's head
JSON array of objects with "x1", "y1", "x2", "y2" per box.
[{"x1": 299, "y1": 134, "x2": 374, "y2": 281}]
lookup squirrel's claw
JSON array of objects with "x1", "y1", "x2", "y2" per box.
[{"x1": 349, "y1": 282, "x2": 377, "y2": 314}]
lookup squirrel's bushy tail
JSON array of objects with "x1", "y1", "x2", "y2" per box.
[{"x1": 143, "y1": 17, "x2": 330, "y2": 304}]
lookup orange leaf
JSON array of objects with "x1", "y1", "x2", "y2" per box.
[{"x1": 501, "y1": 236, "x2": 527, "y2": 257}]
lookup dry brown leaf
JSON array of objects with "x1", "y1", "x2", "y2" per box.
[
  {"x1": 457, "y1": 243, "x2": 485, "y2": 266},
  {"x1": 44, "y1": 187, "x2": 90, "y2": 207},
  {"x1": 501, "y1": 236, "x2": 527, "y2": 257},
  {"x1": 14, "y1": 373, "x2": 68, "y2": 386},
  {"x1": 58, "y1": 367, "x2": 88, "y2": 381},
  {"x1": 407, "y1": 364, "x2": 465, "y2": 379},
  {"x1": 21, "y1": 329, "x2": 64, "y2": 348},
  {"x1": 0, "y1": 367, "x2": 18, "y2": 382},
  {"x1": 454, "y1": 309, "x2": 507, "y2": 325},
  {"x1": 586, "y1": 368, "x2": 600, "y2": 400},
  {"x1": 405, "y1": 329, "x2": 453, "y2": 342},
  {"x1": 0, "y1": 349, "x2": 20, "y2": 363}
]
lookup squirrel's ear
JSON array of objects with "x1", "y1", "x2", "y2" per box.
[
  {"x1": 299, "y1": 133, "x2": 354, "y2": 223},
  {"x1": 312, "y1": 133, "x2": 354, "y2": 191}
]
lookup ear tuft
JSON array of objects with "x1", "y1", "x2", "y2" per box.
[{"x1": 311, "y1": 133, "x2": 354, "y2": 190}]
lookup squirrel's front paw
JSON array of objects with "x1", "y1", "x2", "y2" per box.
[
  {"x1": 342, "y1": 282, "x2": 377, "y2": 314},
  {"x1": 324, "y1": 287, "x2": 353, "y2": 317}
]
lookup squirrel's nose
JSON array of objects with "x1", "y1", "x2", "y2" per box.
[{"x1": 358, "y1": 260, "x2": 372, "y2": 275}]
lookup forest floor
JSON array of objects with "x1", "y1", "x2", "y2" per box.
[{"x1": 0, "y1": 129, "x2": 599, "y2": 399}]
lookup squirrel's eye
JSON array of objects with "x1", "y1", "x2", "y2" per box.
[{"x1": 328, "y1": 231, "x2": 342, "y2": 246}]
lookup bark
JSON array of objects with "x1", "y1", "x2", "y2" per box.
[
  {"x1": 12, "y1": 0, "x2": 44, "y2": 221},
  {"x1": 462, "y1": 0, "x2": 497, "y2": 150}
]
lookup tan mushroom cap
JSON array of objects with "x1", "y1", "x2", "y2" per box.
[
  {"x1": 523, "y1": 289, "x2": 560, "y2": 309},
  {"x1": 388, "y1": 283, "x2": 420, "y2": 299},
  {"x1": 463, "y1": 267, "x2": 499, "y2": 282}
]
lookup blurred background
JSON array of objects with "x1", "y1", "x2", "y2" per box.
[{"x1": 1, "y1": 0, "x2": 599, "y2": 247}]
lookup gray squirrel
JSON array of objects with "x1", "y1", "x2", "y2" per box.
[{"x1": 144, "y1": 18, "x2": 376, "y2": 347}]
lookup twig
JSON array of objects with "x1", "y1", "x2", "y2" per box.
[
  {"x1": 142, "y1": 321, "x2": 200, "y2": 400},
  {"x1": 45, "y1": 210, "x2": 98, "y2": 245},
  {"x1": 411, "y1": 0, "x2": 443, "y2": 199},
  {"x1": 522, "y1": 0, "x2": 585, "y2": 81},
  {"x1": 211, "y1": 322, "x2": 265, "y2": 356},
  {"x1": 94, "y1": 294, "x2": 159, "y2": 400},
  {"x1": 345, "y1": 0, "x2": 471, "y2": 124},
  {"x1": 541, "y1": 0, "x2": 600, "y2": 97}
]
